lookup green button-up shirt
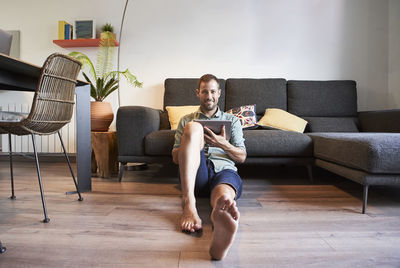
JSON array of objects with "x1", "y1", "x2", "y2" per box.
[{"x1": 173, "y1": 107, "x2": 246, "y2": 172}]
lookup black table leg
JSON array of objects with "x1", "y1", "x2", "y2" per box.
[{"x1": 75, "y1": 84, "x2": 92, "y2": 192}]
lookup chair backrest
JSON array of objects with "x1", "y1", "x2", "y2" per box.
[
  {"x1": 24, "y1": 53, "x2": 82, "y2": 134},
  {"x1": 0, "y1": 29, "x2": 12, "y2": 55}
]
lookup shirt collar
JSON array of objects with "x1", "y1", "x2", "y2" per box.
[{"x1": 196, "y1": 106, "x2": 222, "y2": 119}]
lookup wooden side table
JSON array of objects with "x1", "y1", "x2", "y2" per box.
[{"x1": 91, "y1": 131, "x2": 118, "y2": 178}]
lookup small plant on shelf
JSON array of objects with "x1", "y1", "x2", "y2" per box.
[
  {"x1": 100, "y1": 23, "x2": 115, "y2": 40},
  {"x1": 101, "y1": 23, "x2": 114, "y2": 33}
]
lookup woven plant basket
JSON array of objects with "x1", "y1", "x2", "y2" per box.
[{"x1": 91, "y1": 101, "x2": 114, "y2": 132}]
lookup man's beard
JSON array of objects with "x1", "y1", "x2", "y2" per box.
[{"x1": 201, "y1": 100, "x2": 217, "y2": 111}]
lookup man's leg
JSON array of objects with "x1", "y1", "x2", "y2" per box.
[
  {"x1": 209, "y1": 184, "x2": 240, "y2": 260},
  {"x1": 178, "y1": 122, "x2": 204, "y2": 232}
]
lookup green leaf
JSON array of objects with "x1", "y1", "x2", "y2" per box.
[
  {"x1": 98, "y1": 78, "x2": 119, "y2": 101},
  {"x1": 81, "y1": 72, "x2": 98, "y2": 100},
  {"x1": 68, "y1": 52, "x2": 97, "y2": 82},
  {"x1": 96, "y1": 34, "x2": 115, "y2": 79},
  {"x1": 96, "y1": 77, "x2": 105, "y2": 101},
  {"x1": 107, "y1": 69, "x2": 143, "y2": 88},
  {"x1": 102, "y1": 85, "x2": 119, "y2": 100}
]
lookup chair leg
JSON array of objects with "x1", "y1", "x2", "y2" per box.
[
  {"x1": 118, "y1": 162, "x2": 126, "y2": 182},
  {"x1": 0, "y1": 240, "x2": 6, "y2": 254},
  {"x1": 31, "y1": 134, "x2": 50, "y2": 223},
  {"x1": 306, "y1": 164, "x2": 314, "y2": 184},
  {"x1": 57, "y1": 131, "x2": 83, "y2": 201},
  {"x1": 362, "y1": 185, "x2": 369, "y2": 214},
  {"x1": 8, "y1": 133, "x2": 16, "y2": 200}
]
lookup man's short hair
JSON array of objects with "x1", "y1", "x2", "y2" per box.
[{"x1": 198, "y1": 74, "x2": 220, "y2": 89}]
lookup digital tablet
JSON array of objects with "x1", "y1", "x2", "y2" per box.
[{"x1": 194, "y1": 120, "x2": 232, "y2": 140}]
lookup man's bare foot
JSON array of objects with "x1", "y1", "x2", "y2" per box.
[
  {"x1": 181, "y1": 198, "x2": 202, "y2": 233},
  {"x1": 209, "y1": 195, "x2": 240, "y2": 260}
]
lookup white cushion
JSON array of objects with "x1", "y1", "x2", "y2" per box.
[{"x1": 0, "y1": 111, "x2": 28, "y2": 123}]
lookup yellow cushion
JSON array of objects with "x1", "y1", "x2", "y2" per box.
[
  {"x1": 257, "y1": 108, "x2": 308, "y2": 133},
  {"x1": 165, "y1": 105, "x2": 199, "y2": 130}
]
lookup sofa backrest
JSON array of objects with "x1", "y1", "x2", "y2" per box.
[
  {"x1": 164, "y1": 78, "x2": 226, "y2": 111},
  {"x1": 287, "y1": 80, "x2": 359, "y2": 132},
  {"x1": 162, "y1": 78, "x2": 361, "y2": 133},
  {"x1": 225, "y1": 78, "x2": 287, "y2": 116}
]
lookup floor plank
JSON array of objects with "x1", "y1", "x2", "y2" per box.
[{"x1": 1, "y1": 162, "x2": 400, "y2": 267}]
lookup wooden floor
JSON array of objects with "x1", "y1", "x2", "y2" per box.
[{"x1": 1, "y1": 161, "x2": 400, "y2": 267}]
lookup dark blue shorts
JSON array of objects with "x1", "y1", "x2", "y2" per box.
[{"x1": 180, "y1": 149, "x2": 243, "y2": 199}]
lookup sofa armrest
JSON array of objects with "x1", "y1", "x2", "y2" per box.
[
  {"x1": 358, "y1": 109, "x2": 400, "y2": 132},
  {"x1": 116, "y1": 106, "x2": 161, "y2": 157}
]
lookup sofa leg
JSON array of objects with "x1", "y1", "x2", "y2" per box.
[
  {"x1": 306, "y1": 164, "x2": 314, "y2": 184},
  {"x1": 362, "y1": 185, "x2": 369, "y2": 214},
  {"x1": 118, "y1": 162, "x2": 126, "y2": 182}
]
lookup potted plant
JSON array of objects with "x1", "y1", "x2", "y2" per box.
[
  {"x1": 69, "y1": 31, "x2": 142, "y2": 131},
  {"x1": 100, "y1": 23, "x2": 116, "y2": 40}
]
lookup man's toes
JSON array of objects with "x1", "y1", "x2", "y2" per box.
[
  {"x1": 216, "y1": 195, "x2": 231, "y2": 210},
  {"x1": 228, "y1": 203, "x2": 239, "y2": 215},
  {"x1": 232, "y1": 210, "x2": 240, "y2": 221},
  {"x1": 223, "y1": 201, "x2": 239, "y2": 220},
  {"x1": 182, "y1": 222, "x2": 190, "y2": 231},
  {"x1": 216, "y1": 195, "x2": 227, "y2": 206},
  {"x1": 193, "y1": 223, "x2": 202, "y2": 231}
]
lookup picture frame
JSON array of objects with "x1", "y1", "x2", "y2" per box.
[{"x1": 74, "y1": 19, "x2": 96, "y2": 39}]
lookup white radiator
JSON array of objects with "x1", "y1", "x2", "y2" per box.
[{"x1": 0, "y1": 103, "x2": 77, "y2": 154}]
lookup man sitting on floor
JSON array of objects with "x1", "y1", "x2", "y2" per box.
[{"x1": 171, "y1": 74, "x2": 246, "y2": 260}]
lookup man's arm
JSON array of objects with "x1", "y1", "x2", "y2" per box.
[
  {"x1": 203, "y1": 126, "x2": 246, "y2": 163},
  {"x1": 172, "y1": 147, "x2": 179, "y2": 164}
]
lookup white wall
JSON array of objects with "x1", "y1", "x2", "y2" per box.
[
  {"x1": 389, "y1": 0, "x2": 400, "y2": 109},
  {"x1": 1, "y1": 0, "x2": 399, "y2": 115}
]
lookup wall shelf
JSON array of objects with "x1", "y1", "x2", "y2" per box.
[{"x1": 53, "y1": 38, "x2": 119, "y2": 48}]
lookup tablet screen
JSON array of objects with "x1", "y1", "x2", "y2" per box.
[{"x1": 193, "y1": 120, "x2": 232, "y2": 140}]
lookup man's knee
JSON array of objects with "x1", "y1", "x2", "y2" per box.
[{"x1": 183, "y1": 121, "x2": 204, "y2": 140}]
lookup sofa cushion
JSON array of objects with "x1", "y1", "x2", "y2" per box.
[
  {"x1": 159, "y1": 110, "x2": 171, "y2": 130},
  {"x1": 258, "y1": 108, "x2": 308, "y2": 133},
  {"x1": 287, "y1": 80, "x2": 357, "y2": 117},
  {"x1": 244, "y1": 129, "x2": 313, "y2": 157},
  {"x1": 225, "y1": 79, "x2": 287, "y2": 115},
  {"x1": 358, "y1": 109, "x2": 400, "y2": 133},
  {"x1": 165, "y1": 105, "x2": 199, "y2": 130},
  {"x1": 164, "y1": 78, "x2": 226, "y2": 111},
  {"x1": 303, "y1": 117, "x2": 359, "y2": 132},
  {"x1": 309, "y1": 133, "x2": 400, "y2": 174},
  {"x1": 145, "y1": 130, "x2": 175, "y2": 156}
]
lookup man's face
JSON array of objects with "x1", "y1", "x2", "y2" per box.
[{"x1": 196, "y1": 80, "x2": 221, "y2": 112}]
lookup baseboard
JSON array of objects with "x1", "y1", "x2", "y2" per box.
[{"x1": 0, "y1": 152, "x2": 76, "y2": 163}]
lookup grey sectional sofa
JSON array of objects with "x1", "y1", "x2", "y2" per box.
[{"x1": 116, "y1": 78, "x2": 400, "y2": 213}]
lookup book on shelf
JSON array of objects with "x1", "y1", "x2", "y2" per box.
[
  {"x1": 58, "y1": 21, "x2": 67, "y2": 40},
  {"x1": 58, "y1": 20, "x2": 73, "y2": 40},
  {"x1": 64, "y1": 23, "x2": 73, "y2": 40}
]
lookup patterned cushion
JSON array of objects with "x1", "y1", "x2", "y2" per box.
[{"x1": 226, "y1": 104, "x2": 257, "y2": 129}]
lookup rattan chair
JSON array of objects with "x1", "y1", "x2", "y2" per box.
[{"x1": 0, "y1": 53, "x2": 83, "y2": 223}]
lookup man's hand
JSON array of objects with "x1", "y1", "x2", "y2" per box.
[
  {"x1": 204, "y1": 126, "x2": 228, "y2": 148},
  {"x1": 203, "y1": 125, "x2": 246, "y2": 163}
]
